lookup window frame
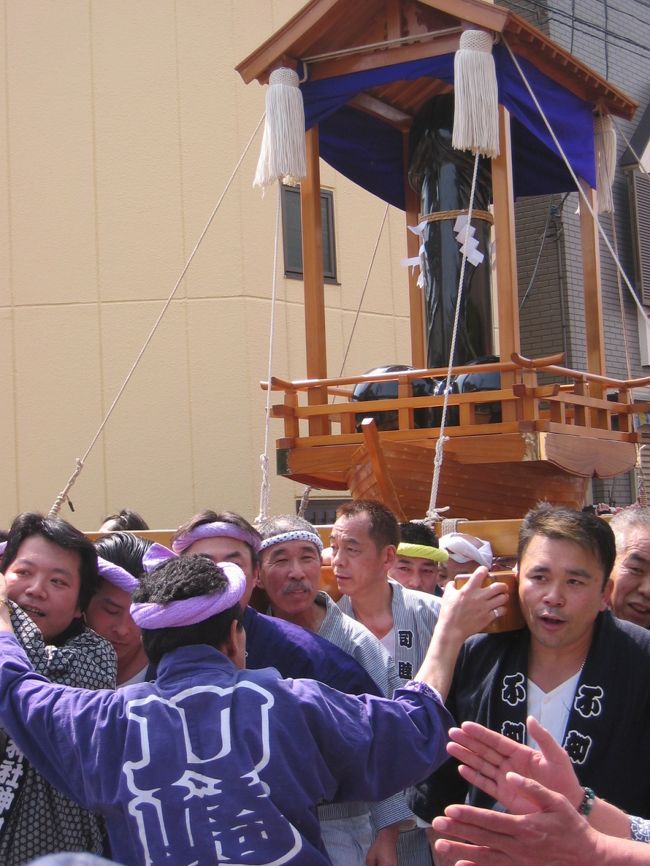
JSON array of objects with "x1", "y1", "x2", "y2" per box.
[{"x1": 281, "y1": 184, "x2": 338, "y2": 283}]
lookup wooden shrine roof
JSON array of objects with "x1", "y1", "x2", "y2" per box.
[{"x1": 237, "y1": 0, "x2": 636, "y2": 121}]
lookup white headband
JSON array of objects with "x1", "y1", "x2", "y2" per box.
[
  {"x1": 439, "y1": 532, "x2": 493, "y2": 568},
  {"x1": 259, "y1": 530, "x2": 324, "y2": 553}
]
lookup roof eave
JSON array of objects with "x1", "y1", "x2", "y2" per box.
[
  {"x1": 503, "y1": 12, "x2": 637, "y2": 120},
  {"x1": 236, "y1": 0, "x2": 637, "y2": 121},
  {"x1": 236, "y1": 0, "x2": 346, "y2": 84}
]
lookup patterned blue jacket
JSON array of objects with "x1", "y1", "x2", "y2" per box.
[{"x1": 0, "y1": 633, "x2": 452, "y2": 866}]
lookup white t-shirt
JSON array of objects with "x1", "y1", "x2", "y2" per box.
[
  {"x1": 380, "y1": 626, "x2": 395, "y2": 658},
  {"x1": 118, "y1": 665, "x2": 149, "y2": 688},
  {"x1": 527, "y1": 670, "x2": 582, "y2": 747}
]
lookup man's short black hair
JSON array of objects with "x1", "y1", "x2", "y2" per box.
[
  {"x1": 1, "y1": 512, "x2": 99, "y2": 611},
  {"x1": 399, "y1": 521, "x2": 439, "y2": 548},
  {"x1": 134, "y1": 555, "x2": 243, "y2": 665},
  {"x1": 100, "y1": 509, "x2": 149, "y2": 531},
  {"x1": 172, "y1": 509, "x2": 261, "y2": 568},
  {"x1": 518, "y1": 503, "x2": 616, "y2": 586},
  {"x1": 335, "y1": 500, "x2": 399, "y2": 550},
  {"x1": 95, "y1": 531, "x2": 152, "y2": 582}
]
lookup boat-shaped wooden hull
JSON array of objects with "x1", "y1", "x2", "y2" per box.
[
  {"x1": 270, "y1": 354, "x2": 647, "y2": 521},
  {"x1": 278, "y1": 427, "x2": 638, "y2": 521},
  {"x1": 346, "y1": 443, "x2": 590, "y2": 520}
]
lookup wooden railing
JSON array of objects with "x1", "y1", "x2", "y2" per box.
[{"x1": 262, "y1": 353, "x2": 650, "y2": 446}]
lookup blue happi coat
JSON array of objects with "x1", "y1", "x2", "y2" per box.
[{"x1": 0, "y1": 633, "x2": 452, "y2": 866}]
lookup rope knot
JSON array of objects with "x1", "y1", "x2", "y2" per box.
[{"x1": 459, "y1": 30, "x2": 494, "y2": 53}]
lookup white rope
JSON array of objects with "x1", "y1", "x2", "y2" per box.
[
  {"x1": 297, "y1": 486, "x2": 312, "y2": 518},
  {"x1": 441, "y1": 517, "x2": 464, "y2": 535},
  {"x1": 257, "y1": 184, "x2": 281, "y2": 523},
  {"x1": 452, "y1": 30, "x2": 500, "y2": 158},
  {"x1": 321, "y1": 203, "x2": 389, "y2": 520},
  {"x1": 608, "y1": 213, "x2": 632, "y2": 382},
  {"x1": 338, "y1": 204, "x2": 390, "y2": 377},
  {"x1": 519, "y1": 202, "x2": 555, "y2": 311},
  {"x1": 608, "y1": 117, "x2": 649, "y2": 515},
  {"x1": 599, "y1": 115, "x2": 645, "y2": 503},
  {"x1": 254, "y1": 69, "x2": 306, "y2": 190},
  {"x1": 502, "y1": 37, "x2": 649, "y2": 324},
  {"x1": 594, "y1": 113, "x2": 617, "y2": 214},
  {"x1": 504, "y1": 44, "x2": 650, "y2": 509},
  {"x1": 302, "y1": 26, "x2": 461, "y2": 65},
  {"x1": 608, "y1": 112, "x2": 648, "y2": 388},
  {"x1": 49, "y1": 113, "x2": 266, "y2": 517},
  {"x1": 427, "y1": 151, "x2": 482, "y2": 520},
  {"x1": 258, "y1": 191, "x2": 390, "y2": 519},
  {"x1": 638, "y1": 444, "x2": 648, "y2": 506},
  {"x1": 597, "y1": 125, "x2": 643, "y2": 502},
  {"x1": 611, "y1": 115, "x2": 649, "y2": 177}
]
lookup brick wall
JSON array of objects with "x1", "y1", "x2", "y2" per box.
[{"x1": 501, "y1": 0, "x2": 650, "y2": 503}]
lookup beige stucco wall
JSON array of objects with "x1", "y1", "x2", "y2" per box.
[{"x1": 0, "y1": 0, "x2": 414, "y2": 532}]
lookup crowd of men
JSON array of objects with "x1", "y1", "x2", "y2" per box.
[{"x1": 0, "y1": 498, "x2": 649, "y2": 866}]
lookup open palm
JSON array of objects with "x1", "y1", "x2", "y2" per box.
[{"x1": 446, "y1": 716, "x2": 583, "y2": 814}]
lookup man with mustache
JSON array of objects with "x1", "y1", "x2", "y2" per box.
[
  {"x1": 257, "y1": 512, "x2": 508, "y2": 866},
  {"x1": 411, "y1": 503, "x2": 650, "y2": 845},
  {"x1": 0, "y1": 551, "x2": 457, "y2": 866},
  {"x1": 170, "y1": 509, "x2": 383, "y2": 695},
  {"x1": 256, "y1": 513, "x2": 407, "y2": 866}
]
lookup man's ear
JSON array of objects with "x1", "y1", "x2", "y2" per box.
[
  {"x1": 253, "y1": 561, "x2": 265, "y2": 589},
  {"x1": 600, "y1": 577, "x2": 614, "y2": 611},
  {"x1": 252, "y1": 561, "x2": 264, "y2": 588},
  {"x1": 221, "y1": 619, "x2": 242, "y2": 662}
]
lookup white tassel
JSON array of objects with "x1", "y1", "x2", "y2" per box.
[
  {"x1": 595, "y1": 114, "x2": 617, "y2": 214},
  {"x1": 452, "y1": 30, "x2": 500, "y2": 158},
  {"x1": 254, "y1": 67, "x2": 306, "y2": 190}
]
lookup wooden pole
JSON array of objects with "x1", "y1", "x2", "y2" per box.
[
  {"x1": 301, "y1": 125, "x2": 327, "y2": 379},
  {"x1": 300, "y1": 125, "x2": 329, "y2": 433},
  {"x1": 579, "y1": 179, "x2": 606, "y2": 379},
  {"x1": 491, "y1": 106, "x2": 520, "y2": 419},
  {"x1": 403, "y1": 131, "x2": 426, "y2": 367}
]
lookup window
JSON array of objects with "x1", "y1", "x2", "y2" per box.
[
  {"x1": 627, "y1": 169, "x2": 650, "y2": 305},
  {"x1": 297, "y1": 497, "x2": 349, "y2": 526},
  {"x1": 281, "y1": 185, "x2": 337, "y2": 281},
  {"x1": 622, "y1": 99, "x2": 650, "y2": 306}
]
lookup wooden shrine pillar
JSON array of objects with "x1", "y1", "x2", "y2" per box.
[
  {"x1": 300, "y1": 125, "x2": 329, "y2": 434},
  {"x1": 404, "y1": 131, "x2": 426, "y2": 368},
  {"x1": 579, "y1": 179, "x2": 606, "y2": 379},
  {"x1": 491, "y1": 106, "x2": 520, "y2": 420}
]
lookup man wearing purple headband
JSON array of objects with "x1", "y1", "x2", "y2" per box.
[
  {"x1": 0, "y1": 552, "x2": 458, "y2": 866},
  {"x1": 87, "y1": 533, "x2": 153, "y2": 687},
  {"x1": 170, "y1": 510, "x2": 384, "y2": 695},
  {"x1": 0, "y1": 513, "x2": 116, "y2": 866}
]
